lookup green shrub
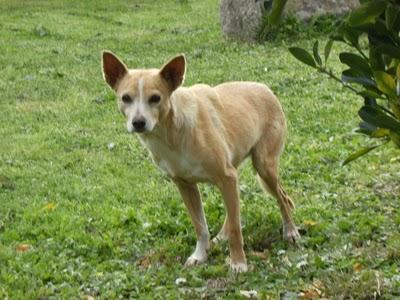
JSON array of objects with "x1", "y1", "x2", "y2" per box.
[
  {"x1": 259, "y1": 0, "x2": 288, "y2": 40},
  {"x1": 289, "y1": 0, "x2": 400, "y2": 164}
]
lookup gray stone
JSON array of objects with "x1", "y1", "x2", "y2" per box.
[
  {"x1": 219, "y1": 0, "x2": 264, "y2": 41},
  {"x1": 219, "y1": 0, "x2": 360, "y2": 41},
  {"x1": 285, "y1": 0, "x2": 360, "y2": 20}
]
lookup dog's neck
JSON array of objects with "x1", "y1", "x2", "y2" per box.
[
  {"x1": 170, "y1": 90, "x2": 197, "y2": 129},
  {"x1": 142, "y1": 89, "x2": 197, "y2": 148}
]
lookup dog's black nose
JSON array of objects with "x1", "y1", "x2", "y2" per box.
[{"x1": 132, "y1": 119, "x2": 146, "y2": 132}]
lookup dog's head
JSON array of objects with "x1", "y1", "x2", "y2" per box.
[{"x1": 102, "y1": 51, "x2": 186, "y2": 133}]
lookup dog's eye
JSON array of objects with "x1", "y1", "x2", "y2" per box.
[
  {"x1": 149, "y1": 94, "x2": 161, "y2": 104},
  {"x1": 121, "y1": 94, "x2": 133, "y2": 103}
]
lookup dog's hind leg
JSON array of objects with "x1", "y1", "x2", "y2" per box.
[
  {"x1": 211, "y1": 215, "x2": 229, "y2": 245},
  {"x1": 215, "y1": 168, "x2": 248, "y2": 272},
  {"x1": 251, "y1": 132, "x2": 300, "y2": 243},
  {"x1": 173, "y1": 179, "x2": 210, "y2": 266}
]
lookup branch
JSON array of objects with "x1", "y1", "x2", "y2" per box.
[{"x1": 319, "y1": 67, "x2": 360, "y2": 94}]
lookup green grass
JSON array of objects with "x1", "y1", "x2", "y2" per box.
[{"x1": 1, "y1": 0, "x2": 399, "y2": 298}]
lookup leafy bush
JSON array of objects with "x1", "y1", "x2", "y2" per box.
[
  {"x1": 260, "y1": 13, "x2": 343, "y2": 42},
  {"x1": 289, "y1": 0, "x2": 400, "y2": 164},
  {"x1": 259, "y1": 1, "x2": 344, "y2": 41},
  {"x1": 259, "y1": 0, "x2": 288, "y2": 40}
]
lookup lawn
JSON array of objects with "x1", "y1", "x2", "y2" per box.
[{"x1": 0, "y1": 0, "x2": 399, "y2": 298}]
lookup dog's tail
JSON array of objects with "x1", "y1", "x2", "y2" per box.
[{"x1": 257, "y1": 175, "x2": 295, "y2": 210}]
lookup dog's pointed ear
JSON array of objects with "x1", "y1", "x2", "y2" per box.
[
  {"x1": 102, "y1": 51, "x2": 128, "y2": 90},
  {"x1": 159, "y1": 54, "x2": 186, "y2": 91}
]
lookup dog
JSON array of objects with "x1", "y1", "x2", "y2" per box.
[{"x1": 101, "y1": 52, "x2": 300, "y2": 272}]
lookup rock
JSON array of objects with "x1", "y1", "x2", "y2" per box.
[
  {"x1": 285, "y1": 0, "x2": 360, "y2": 20},
  {"x1": 240, "y1": 290, "x2": 258, "y2": 299},
  {"x1": 107, "y1": 142, "x2": 116, "y2": 150},
  {"x1": 219, "y1": 0, "x2": 264, "y2": 41},
  {"x1": 219, "y1": 0, "x2": 360, "y2": 41},
  {"x1": 175, "y1": 277, "x2": 187, "y2": 286}
]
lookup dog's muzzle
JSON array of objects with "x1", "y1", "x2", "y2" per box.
[{"x1": 132, "y1": 118, "x2": 147, "y2": 133}]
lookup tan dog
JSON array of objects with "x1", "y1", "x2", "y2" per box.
[{"x1": 102, "y1": 52, "x2": 300, "y2": 272}]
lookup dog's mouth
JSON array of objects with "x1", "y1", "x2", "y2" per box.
[{"x1": 134, "y1": 128, "x2": 147, "y2": 133}]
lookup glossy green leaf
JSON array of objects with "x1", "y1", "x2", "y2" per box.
[
  {"x1": 374, "y1": 71, "x2": 396, "y2": 96},
  {"x1": 288, "y1": 47, "x2": 317, "y2": 68},
  {"x1": 342, "y1": 74, "x2": 375, "y2": 87},
  {"x1": 342, "y1": 145, "x2": 380, "y2": 166},
  {"x1": 385, "y1": 3, "x2": 398, "y2": 30},
  {"x1": 348, "y1": 0, "x2": 387, "y2": 27},
  {"x1": 359, "y1": 106, "x2": 400, "y2": 133},
  {"x1": 391, "y1": 10, "x2": 400, "y2": 32},
  {"x1": 330, "y1": 34, "x2": 345, "y2": 43},
  {"x1": 369, "y1": 47, "x2": 385, "y2": 71},
  {"x1": 357, "y1": 121, "x2": 377, "y2": 135},
  {"x1": 363, "y1": 96, "x2": 377, "y2": 107},
  {"x1": 375, "y1": 44, "x2": 400, "y2": 60},
  {"x1": 371, "y1": 128, "x2": 390, "y2": 138},
  {"x1": 390, "y1": 100, "x2": 400, "y2": 118},
  {"x1": 358, "y1": 89, "x2": 382, "y2": 99},
  {"x1": 390, "y1": 131, "x2": 400, "y2": 148},
  {"x1": 340, "y1": 25, "x2": 361, "y2": 48},
  {"x1": 370, "y1": 18, "x2": 391, "y2": 37},
  {"x1": 339, "y1": 52, "x2": 371, "y2": 76},
  {"x1": 324, "y1": 39, "x2": 333, "y2": 64},
  {"x1": 313, "y1": 41, "x2": 322, "y2": 66}
]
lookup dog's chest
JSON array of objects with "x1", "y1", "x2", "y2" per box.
[{"x1": 140, "y1": 137, "x2": 207, "y2": 181}]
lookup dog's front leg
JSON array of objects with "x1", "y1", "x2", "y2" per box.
[
  {"x1": 216, "y1": 169, "x2": 248, "y2": 273},
  {"x1": 173, "y1": 179, "x2": 210, "y2": 266}
]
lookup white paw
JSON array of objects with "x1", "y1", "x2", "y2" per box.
[
  {"x1": 226, "y1": 257, "x2": 248, "y2": 273},
  {"x1": 283, "y1": 224, "x2": 301, "y2": 243},
  {"x1": 184, "y1": 236, "x2": 209, "y2": 267},
  {"x1": 184, "y1": 253, "x2": 207, "y2": 267},
  {"x1": 230, "y1": 262, "x2": 248, "y2": 273},
  {"x1": 211, "y1": 233, "x2": 228, "y2": 245}
]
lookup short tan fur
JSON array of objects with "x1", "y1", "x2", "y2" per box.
[{"x1": 102, "y1": 51, "x2": 300, "y2": 272}]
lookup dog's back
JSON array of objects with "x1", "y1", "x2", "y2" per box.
[{"x1": 173, "y1": 82, "x2": 287, "y2": 169}]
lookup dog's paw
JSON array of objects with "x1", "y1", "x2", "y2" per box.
[
  {"x1": 230, "y1": 261, "x2": 248, "y2": 273},
  {"x1": 283, "y1": 224, "x2": 301, "y2": 243},
  {"x1": 184, "y1": 253, "x2": 207, "y2": 267},
  {"x1": 226, "y1": 257, "x2": 248, "y2": 273},
  {"x1": 211, "y1": 233, "x2": 229, "y2": 246}
]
